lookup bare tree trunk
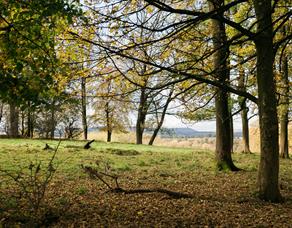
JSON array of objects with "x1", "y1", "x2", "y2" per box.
[
  {"x1": 107, "y1": 130, "x2": 112, "y2": 142},
  {"x1": 105, "y1": 101, "x2": 112, "y2": 142},
  {"x1": 9, "y1": 102, "x2": 19, "y2": 137},
  {"x1": 238, "y1": 63, "x2": 251, "y2": 153},
  {"x1": 50, "y1": 102, "x2": 56, "y2": 139},
  {"x1": 136, "y1": 87, "x2": 147, "y2": 144},
  {"x1": 27, "y1": 102, "x2": 34, "y2": 138},
  {"x1": 0, "y1": 103, "x2": 3, "y2": 124},
  {"x1": 230, "y1": 110, "x2": 234, "y2": 153},
  {"x1": 209, "y1": 0, "x2": 239, "y2": 171},
  {"x1": 241, "y1": 106, "x2": 251, "y2": 153},
  {"x1": 81, "y1": 77, "x2": 88, "y2": 140},
  {"x1": 279, "y1": 55, "x2": 289, "y2": 158},
  {"x1": 20, "y1": 110, "x2": 25, "y2": 136},
  {"x1": 149, "y1": 89, "x2": 173, "y2": 145},
  {"x1": 253, "y1": 0, "x2": 281, "y2": 202}
]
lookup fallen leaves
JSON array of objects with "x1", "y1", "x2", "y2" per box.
[{"x1": 1, "y1": 140, "x2": 292, "y2": 227}]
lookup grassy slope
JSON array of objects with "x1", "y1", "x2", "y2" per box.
[{"x1": 0, "y1": 139, "x2": 292, "y2": 227}]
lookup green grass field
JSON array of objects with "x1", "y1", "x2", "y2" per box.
[{"x1": 0, "y1": 139, "x2": 292, "y2": 227}]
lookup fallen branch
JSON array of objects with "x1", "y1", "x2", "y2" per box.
[
  {"x1": 81, "y1": 164, "x2": 193, "y2": 199},
  {"x1": 111, "y1": 187, "x2": 192, "y2": 198}
]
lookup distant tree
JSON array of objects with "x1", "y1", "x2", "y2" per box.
[
  {"x1": 81, "y1": 77, "x2": 88, "y2": 140},
  {"x1": 276, "y1": 19, "x2": 291, "y2": 159},
  {"x1": 148, "y1": 87, "x2": 174, "y2": 145},
  {"x1": 278, "y1": 44, "x2": 290, "y2": 159},
  {"x1": 92, "y1": 72, "x2": 131, "y2": 142},
  {"x1": 237, "y1": 61, "x2": 251, "y2": 153},
  {"x1": 57, "y1": 101, "x2": 82, "y2": 139}
]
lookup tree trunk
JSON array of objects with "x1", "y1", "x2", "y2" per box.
[
  {"x1": 50, "y1": 103, "x2": 56, "y2": 139},
  {"x1": 238, "y1": 63, "x2": 251, "y2": 153},
  {"x1": 81, "y1": 77, "x2": 88, "y2": 140},
  {"x1": 27, "y1": 103, "x2": 34, "y2": 138},
  {"x1": 9, "y1": 102, "x2": 19, "y2": 137},
  {"x1": 136, "y1": 110, "x2": 146, "y2": 144},
  {"x1": 209, "y1": 0, "x2": 239, "y2": 171},
  {"x1": 241, "y1": 106, "x2": 251, "y2": 153},
  {"x1": 136, "y1": 87, "x2": 147, "y2": 144},
  {"x1": 0, "y1": 103, "x2": 3, "y2": 124},
  {"x1": 105, "y1": 101, "x2": 112, "y2": 142},
  {"x1": 20, "y1": 111, "x2": 25, "y2": 136},
  {"x1": 148, "y1": 109, "x2": 166, "y2": 146},
  {"x1": 149, "y1": 89, "x2": 173, "y2": 145},
  {"x1": 107, "y1": 130, "x2": 112, "y2": 142},
  {"x1": 230, "y1": 110, "x2": 234, "y2": 153},
  {"x1": 279, "y1": 55, "x2": 289, "y2": 159},
  {"x1": 253, "y1": 0, "x2": 281, "y2": 202}
]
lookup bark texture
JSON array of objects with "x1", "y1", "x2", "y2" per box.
[
  {"x1": 136, "y1": 87, "x2": 148, "y2": 144},
  {"x1": 105, "y1": 101, "x2": 112, "y2": 142},
  {"x1": 27, "y1": 102, "x2": 34, "y2": 138},
  {"x1": 279, "y1": 55, "x2": 289, "y2": 159},
  {"x1": 238, "y1": 64, "x2": 251, "y2": 153},
  {"x1": 253, "y1": 0, "x2": 281, "y2": 202},
  {"x1": 81, "y1": 77, "x2": 88, "y2": 140},
  {"x1": 50, "y1": 104, "x2": 56, "y2": 139},
  {"x1": 209, "y1": 0, "x2": 239, "y2": 171},
  {"x1": 9, "y1": 102, "x2": 19, "y2": 137}
]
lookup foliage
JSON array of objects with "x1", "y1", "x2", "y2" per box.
[
  {"x1": 91, "y1": 72, "x2": 132, "y2": 135},
  {"x1": 0, "y1": 140, "x2": 60, "y2": 226},
  {"x1": 0, "y1": 0, "x2": 81, "y2": 105}
]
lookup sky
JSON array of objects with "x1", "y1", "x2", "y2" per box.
[{"x1": 163, "y1": 115, "x2": 244, "y2": 132}]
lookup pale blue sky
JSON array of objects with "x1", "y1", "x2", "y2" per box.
[{"x1": 163, "y1": 115, "x2": 243, "y2": 132}]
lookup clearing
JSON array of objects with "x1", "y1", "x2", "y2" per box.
[{"x1": 0, "y1": 139, "x2": 292, "y2": 227}]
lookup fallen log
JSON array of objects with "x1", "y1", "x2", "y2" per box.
[{"x1": 84, "y1": 140, "x2": 95, "y2": 149}]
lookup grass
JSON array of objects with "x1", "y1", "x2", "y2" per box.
[
  {"x1": 0, "y1": 138, "x2": 292, "y2": 227},
  {"x1": 0, "y1": 138, "x2": 217, "y2": 176}
]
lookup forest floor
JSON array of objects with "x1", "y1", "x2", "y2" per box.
[{"x1": 0, "y1": 139, "x2": 292, "y2": 227}]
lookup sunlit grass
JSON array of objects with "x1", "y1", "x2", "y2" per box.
[
  {"x1": 0, "y1": 138, "x2": 289, "y2": 181},
  {"x1": 0, "y1": 138, "x2": 249, "y2": 177}
]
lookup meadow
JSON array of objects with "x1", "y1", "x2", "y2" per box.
[{"x1": 0, "y1": 138, "x2": 292, "y2": 227}]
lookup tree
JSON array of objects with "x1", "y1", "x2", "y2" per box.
[
  {"x1": 209, "y1": 0, "x2": 239, "y2": 171},
  {"x1": 92, "y1": 70, "x2": 131, "y2": 142},
  {"x1": 81, "y1": 77, "x2": 88, "y2": 140},
  {"x1": 8, "y1": 102, "x2": 19, "y2": 137},
  {"x1": 279, "y1": 52, "x2": 289, "y2": 159},
  {"x1": 69, "y1": 0, "x2": 292, "y2": 201},
  {"x1": 61, "y1": 110, "x2": 82, "y2": 140},
  {"x1": 148, "y1": 87, "x2": 174, "y2": 145},
  {"x1": 252, "y1": 0, "x2": 281, "y2": 202},
  {"x1": 277, "y1": 24, "x2": 291, "y2": 159},
  {"x1": 237, "y1": 61, "x2": 251, "y2": 153},
  {"x1": 0, "y1": 0, "x2": 82, "y2": 139}
]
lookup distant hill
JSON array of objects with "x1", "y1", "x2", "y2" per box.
[
  {"x1": 158, "y1": 128, "x2": 215, "y2": 138},
  {"x1": 158, "y1": 128, "x2": 242, "y2": 138},
  {"x1": 89, "y1": 127, "x2": 242, "y2": 138}
]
